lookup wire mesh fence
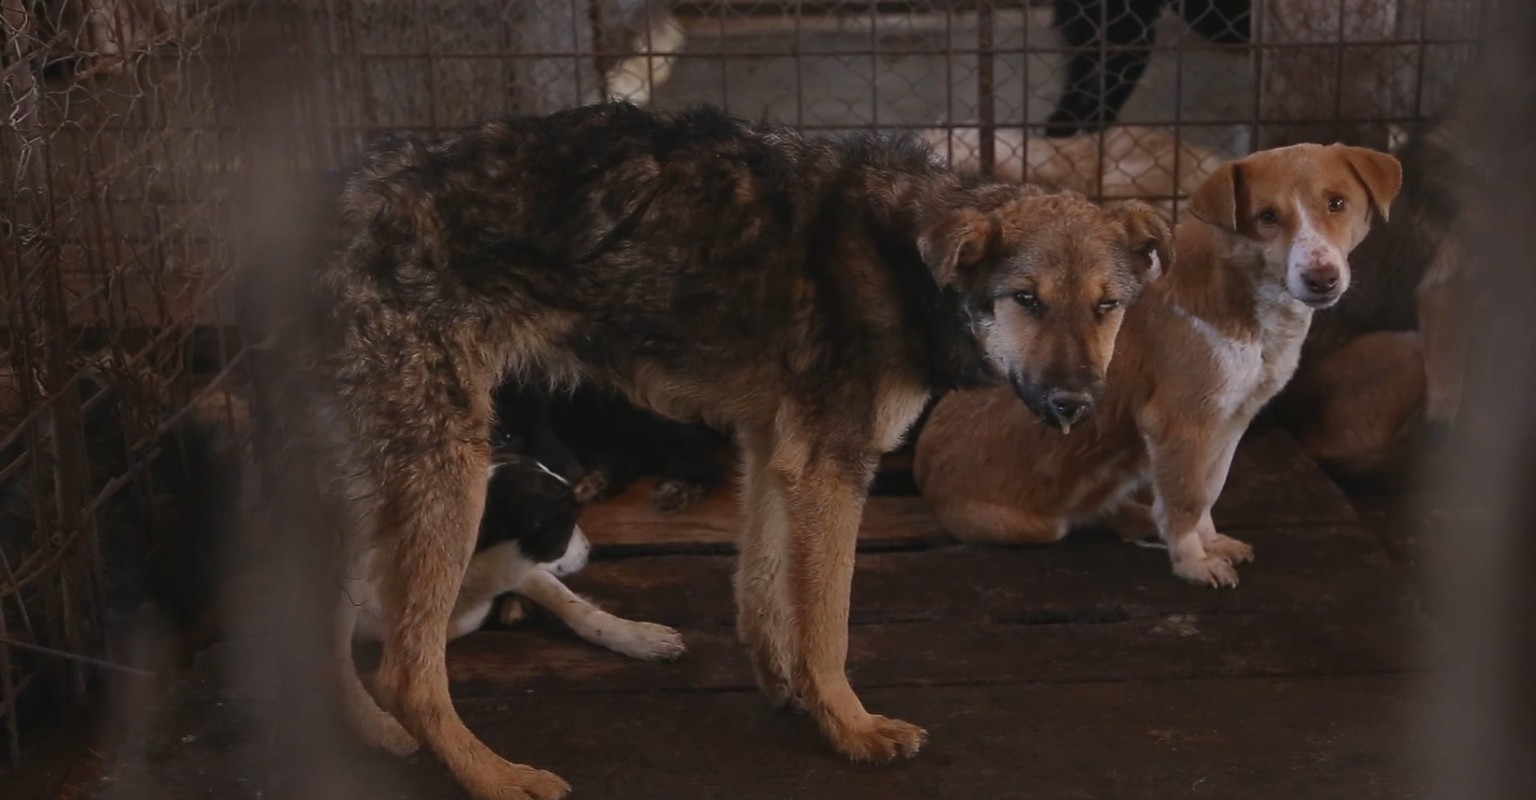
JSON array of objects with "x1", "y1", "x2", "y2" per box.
[
  {"x1": 0, "y1": 0, "x2": 267, "y2": 764},
  {"x1": 0, "y1": 0, "x2": 1494, "y2": 768}
]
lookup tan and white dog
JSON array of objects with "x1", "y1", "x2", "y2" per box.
[{"x1": 914, "y1": 143, "x2": 1402, "y2": 587}]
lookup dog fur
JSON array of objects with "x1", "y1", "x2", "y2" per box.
[
  {"x1": 919, "y1": 125, "x2": 1232, "y2": 218},
  {"x1": 350, "y1": 452, "x2": 686, "y2": 661},
  {"x1": 1276, "y1": 110, "x2": 1472, "y2": 475},
  {"x1": 258, "y1": 102, "x2": 1172, "y2": 799},
  {"x1": 492, "y1": 383, "x2": 732, "y2": 512},
  {"x1": 914, "y1": 142, "x2": 1400, "y2": 587}
]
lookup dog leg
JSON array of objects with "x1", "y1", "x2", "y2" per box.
[
  {"x1": 1148, "y1": 426, "x2": 1252, "y2": 588},
  {"x1": 734, "y1": 430, "x2": 796, "y2": 708},
  {"x1": 1191, "y1": 435, "x2": 1253, "y2": 564},
  {"x1": 372, "y1": 438, "x2": 570, "y2": 800},
  {"x1": 512, "y1": 569, "x2": 686, "y2": 661},
  {"x1": 446, "y1": 543, "x2": 536, "y2": 641},
  {"x1": 1048, "y1": 0, "x2": 1162, "y2": 136},
  {"x1": 1098, "y1": 492, "x2": 1159, "y2": 543},
  {"x1": 334, "y1": 580, "x2": 420, "y2": 757},
  {"x1": 773, "y1": 440, "x2": 926, "y2": 762}
]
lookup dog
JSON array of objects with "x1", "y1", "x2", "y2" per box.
[
  {"x1": 255, "y1": 102, "x2": 1173, "y2": 799},
  {"x1": 350, "y1": 450, "x2": 686, "y2": 660},
  {"x1": 914, "y1": 142, "x2": 1401, "y2": 588},
  {"x1": 1275, "y1": 109, "x2": 1472, "y2": 476},
  {"x1": 919, "y1": 125, "x2": 1232, "y2": 217},
  {"x1": 492, "y1": 383, "x2": 732, "y2": 513},
  {"x1": 596, "y1": 0, "x2": 687, "y2": 107},
  {"x1": 1047, "y1": 0, "x2": 1251, "y2": 137}
]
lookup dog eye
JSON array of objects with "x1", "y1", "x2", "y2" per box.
[
  {"x1": 1011, "y1": 291, "x2": 1043, "y2": 314},
  {"x1": 1256, "y1": 209, "x2": 1280, "y2": 226},
  {"x1": 1327, "y1": 196, "x2": 1347, "y2": 213},
  {"x1": 1095, "y1": 299, "x2": 1122, "y2": 317}
]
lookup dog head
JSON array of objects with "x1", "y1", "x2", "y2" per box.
[
  {"x1": 480, "y1": 453, "x2": 589, "y2": 575},
  {"x1": 1187, "y1": 143, "x2": 1402, "y2": 308},
  {"x1": 922, "y1": 190, "x2": 1171, "y2": 431}
]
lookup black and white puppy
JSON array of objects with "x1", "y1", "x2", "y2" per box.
[
  {"x1": 492, "y1": 383, "x2": 732, "y2": 513},
  {"x1": 353, "y1": 452, "x2": 685, "y2": 661}
]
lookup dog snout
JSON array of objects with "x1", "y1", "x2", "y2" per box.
[
  {"x1": 1046, "y1": 389, "x2": 1094, "y2": 431},
  {"x1": 546, "y1": 524, "x2": 591, "y2": 577},
  {"x1": 1301, "y1": 265, "x2": 1340, "y2": 295}
]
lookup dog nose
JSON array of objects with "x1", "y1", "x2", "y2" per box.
[
  {"x1": 1303, "y1": 266, "x2": 1340, "y2": 294},
  {"x1": 1047, "y1": 390, "x2": 1093, "y2": 428}
]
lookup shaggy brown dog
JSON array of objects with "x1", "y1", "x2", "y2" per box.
[{"x1": 259, "y1": 102, "x2": 1171, "y2": 800}]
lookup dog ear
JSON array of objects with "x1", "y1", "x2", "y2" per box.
[
  {"x1": 1113, "y1": 200, "x2": 1174, "y2": 281},
  {"x1": 1334, "y1": 144, "x2": 1403, "y2": 222},
  {"x1": 919, "y1": 208, "x2": 996, "y2": 285},
  {"x1": 1187, "y1": 161, "x2": 1242, "y2": 232}
]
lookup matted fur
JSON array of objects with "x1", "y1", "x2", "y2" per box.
[{"x1": 255, "y1": 102, "x2": 1170, "y2": 800}]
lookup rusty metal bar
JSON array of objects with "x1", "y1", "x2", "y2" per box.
[{"x1": 976, "y1": 0, "x2": 996, "y2": 178}]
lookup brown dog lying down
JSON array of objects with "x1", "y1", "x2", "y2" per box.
[
  {"x1": 918, "y1": 125, "x2": 1233, "y2": 218},
  {"x1": 915, "y1": 143, "x2": 1401, "y2": 587}
]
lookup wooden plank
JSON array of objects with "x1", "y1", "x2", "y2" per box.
[
  {"x1": 109, "y1": 675, "x2": 1416, "y2": 800},
  {"x1": 580, "y1": 488, "x2": 950, "y2": 552},
  {"x1": 441, "y1": 611, "x2": 1413, "y2": 698},
  {"x1": 444, "y1": 677, "x2": 1416, "y2": 800},
  {"x1": 579, "y1": 427, "x2": 1355, "y2": 552},
  {"x1": 1215, "y1": 426, "x2": 1357, "y2": 528},
  {"x1": 552, "y1": 523, "x2": 1408, "y2": 631}
]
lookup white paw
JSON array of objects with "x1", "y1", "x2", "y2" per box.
[
  {"x1": 1173, "y1": 554, "x2": 1241, "y2": 588},
  {"x1": 1204, "y1": 533, "x2": 1255, "y2": 564},
  {"x1": 607, "y1": 621, "x2": 687, "y2": 661}
]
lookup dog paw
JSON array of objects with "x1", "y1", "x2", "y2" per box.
[
  {"x1": 359, "y1": 712, "x2": 420, "y2": 757},
  {"x1": 828, "y1": 714, "x2": 928, "y2": 763},
  {"x1": 612, "y1": 621, "x2": 687, "y2": 662},
  {"x1": 649, "y1": 479, "x2": 702, "y2": 513},
  {"x1": 1173, "y1": 554, "x2": 1241, "y2": 588},
  {"x1": 747, "y1": 656, "x2": 795, "y2": 710},
  {"x1": 572, "y1": 471, "x2": 610, "y2": 506},
  {"x1": 464, "y1": 764, "x2": 571, "y2": 800},
  {"x1": 738, "y1": 625, "x2": 796, "y2": 709},
  {"x1": 1204, "y1": 533, "x2": 1254, "y2": 564},
  {"x1": 342, "y1": 683, "x2": 419, "y2": 756}
]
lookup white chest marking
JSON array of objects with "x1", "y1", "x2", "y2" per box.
[{"x1": 1169, "y1": 304, "x2": 1264, "y2": 418}]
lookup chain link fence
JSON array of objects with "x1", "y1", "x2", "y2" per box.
[{"x1": 0, "y1": 0, "x2": 1493, "y2": 768}]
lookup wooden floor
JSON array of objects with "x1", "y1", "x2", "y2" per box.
[{"x1": 85, "y1": 427, "x2": 1422, "y2": 800}]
